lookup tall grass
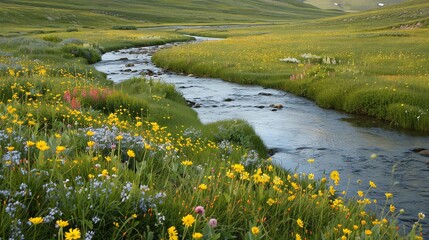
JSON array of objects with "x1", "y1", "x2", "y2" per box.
[{"x1": 153, "y1": 27, "x2": 429, "y2": 131}]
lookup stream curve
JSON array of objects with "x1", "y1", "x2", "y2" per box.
[{"x1": 94, "y1": 36, "x2": 429, "y2": 233}]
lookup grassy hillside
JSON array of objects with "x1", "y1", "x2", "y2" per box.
[
  {"x1": 153, "y1": 0, "x2": 429, "y2": 132},
  {"x1": 0, "y1": 0, "x2": 341, "y2": 29},
  {"x1": 302, "y1": 0, "x2": 405, "y2": 12}
]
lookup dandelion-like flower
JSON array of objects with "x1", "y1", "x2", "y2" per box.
[
  {"x1": 418, "y1": 212, "x2": 425, "y2": 220},
  {"x1": 181, "y1": 160, "x2": 193, "y2": 166},
  {"x1": 251, "y1": 226, "x2": 259, "y2": 235},
  {"x1": 56, "y1": 219, "x2": 69, "y2": 228},
  {"x1": 182, "y1": 214, "x2": 195, "y2": 227},
  {"x1": 231, "y1": 163, "x2": 245, "y2": 173},
  {"x1": 36, "y1": 141, "x2": 50, "y2": 151},
  {"x1": 168, "y1": 226, "x2": 178, "y2": 240},
  {"x1": 29, "y1": 217, "x2": 44, "y2": 225},
  {"x1": 87, "y1": 141, "x2": 95, "y2": 148},
  {"x1": 296, "y1": 233, "x2": 302, "y2": 240},
  {"x1": 369, "y1": 181, "x2": 377, "y2": 188},
  {"x1": 127, "y1": 149, "x2": 135, "y2": 158},
  {"x1": 365, "y1": 230, "x2": 372, "y2": 236},
  {"x1": 192, "y1": 232, "x2": 203, "y2": 239},
  {"x1": 330, "y1": 170, "x2": 340, "y2": 185},
  {"x1": 389, "y1": 204, "x2": 396, "y2": 213},
  {"x1": 198, "y1": 184, "x2": 207, "y2": 190},
  {"x1": 65, "y1": 228, "x2": 81, "y2": 240},
  {"x1": 297, "y1": 218, "x2": 304, "y2": 228},
  {"x1": 385, "y1": 192, "x2": 393, "y2": 199},
  {"x1": 26, "y1": 141, "x2": 35, "y2": 147},
  {"x1": 56, "y1": 146, "x2": 66, "y2": 153}
]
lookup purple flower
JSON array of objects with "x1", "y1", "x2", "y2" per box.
[
  {"x1": 208, "y1": 218, "x2": 218, "y2": 228},
  {"x1": 194, "y1": 206, "x2": 205, "y2": 216}
]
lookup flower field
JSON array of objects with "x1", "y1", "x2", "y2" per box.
[{"x1": 0, "y1": 35, "x2": 425, "y2": 239}]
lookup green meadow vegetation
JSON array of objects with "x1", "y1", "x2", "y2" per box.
[
  {"x1": 153, "y1": 0, "x2": 429, "y2": 132},
  {"x1": 0, "y1": 0, "x2": 427, "y2": 239}
]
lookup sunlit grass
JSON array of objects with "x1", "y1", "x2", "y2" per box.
[{"x1": 154, "y1": 27, "x2": 429, "y2": 131}]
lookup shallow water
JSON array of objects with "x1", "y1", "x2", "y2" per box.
[{"x1": 94, "y1": 37, "x2": 429, "y2": 233}]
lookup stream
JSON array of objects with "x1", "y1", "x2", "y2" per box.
[{"x1": 94, "y1": 36, "x2": 429, "y2": 234}]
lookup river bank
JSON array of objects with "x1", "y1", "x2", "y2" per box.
[{"x1": 95, "y1": 37, "x2": 429, "y2": 234}]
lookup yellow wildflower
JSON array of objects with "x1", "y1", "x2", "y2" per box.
[
  {"x1": 56, "y1": 219, "x2": 69, "y2": 228},
  {"x1": 385, "y1": 192, "x2": 393, "y2": 199},
  {"x1": 330, "y1": 170, "x2": 340, "y2": 185},
  {"x1": 182, "y1": 214, "x2": 195, "y2": 227},
  {"x1": 192, "y1": 232, "x2": 203, "y2": 239},
  {"x1": 127, "y1": 149, "x2": 135, "y2": 158},
  {"x1": 198, "y1": 184, "x2": 208, "y2": 190},
  {"x1": 251, "y1": 226, "x2": 259, "y2": 235},
  {"x1": 168, "y1": 226, "x2": 178, "y2": 240},
  {"x1": 29, "y1": 217, "x2": 44, "y2": 225},
  {"x1": 181, "y1": 160, "x2": 193, "y2": 166},
  {"x1": 365, "y1": 230, "x2": 372, "y2": 236},
  {"x1": 36, "y1": 141, "x2": 50, "y2": 151},
  {"x1": 297, "y1": 218, "x2": 304, "y2": 228},
  {"x1": 65, "y1": 228, "x2": 81, "y2": 240},
  {"x1": 369, "y1": 181, "x2": 377, "y2": 188}
]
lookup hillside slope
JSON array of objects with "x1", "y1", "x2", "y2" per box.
[{"x1": 0, "y1": 0, "x2": 342, "y2": 27}]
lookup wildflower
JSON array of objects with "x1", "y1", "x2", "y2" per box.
[
  {"x1": 136, "y1": 121, "x2": 142, "y2": 127},
  {"x1": 297, "y1": 218, "x2": 304, "y2": 228},
  {"x1": 251, "y1": 226, "x2": 259, "y2": 235},
  {"x1": 56, "y1": 219, "x2": 69, "y2": 228},
  {"x1": 385, "y1": 192, "x2": 393, "y2": 199},
  {"x1": 168, "y1": 226, "x2": 178, "y2": 240},
  {"x1": 194, "y1": 206, "x2": 205, "y2": 215},
  {"x1": 7, "y1": 146, "x2": 14, "y2": 151},
  {"x1": 87, "y1": 141, "x2": 95, "y2": 148},
  {"x1": 330, "y1": 170, "x2": 340, "y2": 185},
  {"x1": 127, "y1": 150, "x2": 135, "y2": 158},
  {"x1": 192, "y1": 232, "x2": 203, "y2": 239},
  {"x1": 365, "y1": 230, "x2": 372, "y2": 236},
  {"x1": 132, "y1": 214, "x2": 138, "y2": 219},
  {"x1": 88, "y1": 174, "x2": 95, "y2": 179},
  {"x1": 343, "y1": 228, "x2": 351, "y2": 235},
  {"x1": 101, "y1": 169, "x2": 109, "y2": 177},
  {"x1": 370, "y1": 153, "x2": 377, "y2": 159},
  {"x1": 296, "y1": 233, "x2": 302, "y2": 240},
  {"x1": 357, "y1": 191, "x2": 364, "y2": 197},
  {"x1": 181, "y1": 160, "x2": 193, "y2": 166},
  {"x1": 182, "y1": 214, "x2": 195, "y2": 227},
  {"x1": 55, "y1": 133, "x2": 61, "y2": 138},
  {"x1": 353, "y1": 225, "x2": 359, "y2": 230},
  {"x1": 231, "y1": 163, "x2": 245, "y2": 173},
  {"x1": 26, "y1": 141, "x2": 35, "y2": 147},
  {"x1": 113, "y1": 222, "x2": 120, "y2": 227},
  {"x1": 65, "y1": 228, "x2": 81, "y2": 240},
  {"x1": 418, "y1": 212, "x2": 425, "y2": 220},
  {"x1": 307, "y1": 158, "x2": 315, "y2": 163},
  {"x1": 308, "y1": 173, "x2": 314, "y2": 180},
  {"x1": 198, "y1": 184, "x2": 207, "y2": 190},
  {"x1": 115, "y1": 135, "x2": 123, "y2": 141},
  {"x1": 389, "y1": 204, "x2": 396, "y2": 213},
  {"x1": 267, "y1": 198, "x2": 277, "y2": 206},
  {"x1": 29, "y1": 217, "x2": 44, "y2": 225},
  {"x1": 56, "y1": 146, "x2": 66, "y2": 153},
  {"x1": 208, "y1": 218, "x2": 218, "y2": 228},
  {"x1": 86, "y1": 130, "x2": 95, "y2": 136},
  {"x1": 36, "y1": 141, "x2": 50, "y2": 151},
  {"x1": 369, "y1": 181, "x2": 377, "y2": 188}
]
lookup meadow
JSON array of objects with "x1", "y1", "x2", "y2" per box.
[
  {"x1": 153, "y1": 0, "x2": 429, "y2": 132},
  {"x1": 0, "y1": 0, "x2": 427, "y2": 239}
]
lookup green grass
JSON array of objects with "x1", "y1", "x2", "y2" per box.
[
  {"x1": 152, "y1": 0, "x2": 429, "y2": 132},
  {"x1": 0, "y1": 0, "x2": 427, "y2": 238}
]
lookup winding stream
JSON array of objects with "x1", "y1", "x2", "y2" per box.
[{"x1": 94, "y1": 36, "x2": 429, "y2": 233}]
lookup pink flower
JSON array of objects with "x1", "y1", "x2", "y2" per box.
[
  {"x1": 194, "y1": 206, "x2": 205, "y2": 216},
  {"x1": 208, "y1": 218, "x2": 217, "y2": 228}
]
